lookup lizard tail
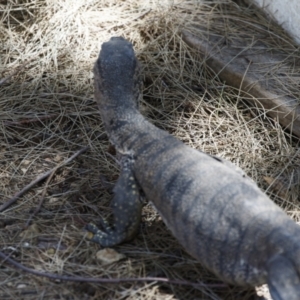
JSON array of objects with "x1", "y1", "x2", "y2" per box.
[{"x1": 267, "y1": 254, "x2": 300, "y2": 300}]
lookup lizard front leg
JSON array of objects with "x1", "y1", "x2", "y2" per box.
[{"x1": 86, "y1": 157, "x2": 143, "y2": 247}]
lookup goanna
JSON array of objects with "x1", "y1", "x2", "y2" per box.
[{"x1": 86, "y1": 36, "x2": 300, "y2": 300}]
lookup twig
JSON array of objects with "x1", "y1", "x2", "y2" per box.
[
  {"x1": 4, "y1": 114, "x2": 60, "y2": 126},
  {"x1": 0, "y1": 60, "x2": 32, "y2": 86},
  {"x1": 0, "y1": 250, "x2": 226, "y2": 289},
  {"x1": 25, "y1": 168, "x2": 57, "y2": 227},
  {"x1": 0, "y1": 146, "x2": 89, "y2": 212}
]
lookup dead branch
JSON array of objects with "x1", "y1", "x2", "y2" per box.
[
  {"x1": 4, "y1": 114, "x2": 60, "y2": 126},
  {"x1": 181, "y1": 30, "x2": 300, "y2": 138},
  {"x1": 0, "y1": 146, "x2": 89, "y2": 213},
  {"x1": 0, "y1": 250, "x2": 226, "y2": 289}
]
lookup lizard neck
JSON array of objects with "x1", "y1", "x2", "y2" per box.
[
  {"x1": 93, "y1": 36, "x2": 154, "y2": 153},
  {"x1": 99, "y1": 104, "x2": 148, "y2": 152}
]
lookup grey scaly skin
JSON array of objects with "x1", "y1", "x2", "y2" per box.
[
  {"x1": 88, "y1": 36, "x2": 300, "y2": 300},
  {"x1": 86, "y1": 156, "x2": 143, "y2": 247}
]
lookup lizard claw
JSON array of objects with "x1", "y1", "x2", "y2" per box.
[{"x1": 85, "y1": 222, "x2": 101, "y2": 234}]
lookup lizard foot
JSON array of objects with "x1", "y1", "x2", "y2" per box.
[
  {"x1": 86, "y1": 156, "x2": 143, "y2": 247},
  {"x1": 85, "y1": 222, "x2": 124, "y2": 247}
]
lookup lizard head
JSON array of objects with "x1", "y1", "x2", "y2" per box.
[{"x1": 93, "y1": 36, "x2": 141, "y2": 113}]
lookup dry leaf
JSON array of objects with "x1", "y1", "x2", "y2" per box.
[
  {"x1": 21, "y1": 168, "x2": 28, "y2": 174},
  {"x1": 19, "y1": 223, "x2": 40, "y2": 239},
  {"x1": 96, "y1": 248, "x2": 126, "y2": 265},
  {"x1": 22, "y1": 160, "x2": 31, "y2": 166}
]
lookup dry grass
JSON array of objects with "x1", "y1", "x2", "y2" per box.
[{"x1": 0, "y1": 0, "x2": 299, "y2": 299}]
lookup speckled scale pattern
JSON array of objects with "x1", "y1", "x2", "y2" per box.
[{"x1": 86, "y1": 155, "x2": 142, "y2": 247}]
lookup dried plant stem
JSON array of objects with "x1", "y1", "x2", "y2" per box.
[
  {"x1": 0, "y1": 60, "x2": 32, "y2": 86},
  {"x1": 0, "y1": 250, "x2": 226, "y2": 289},
  {"x1": 25, "y1": 168, "x2": 56, "y2": 227},
  {"x1": 0, "y1": 146, "x2": 89, "y2": 212},
  {"x1": 4, "y1": 114, "x2": 60, "y2": 126}
]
